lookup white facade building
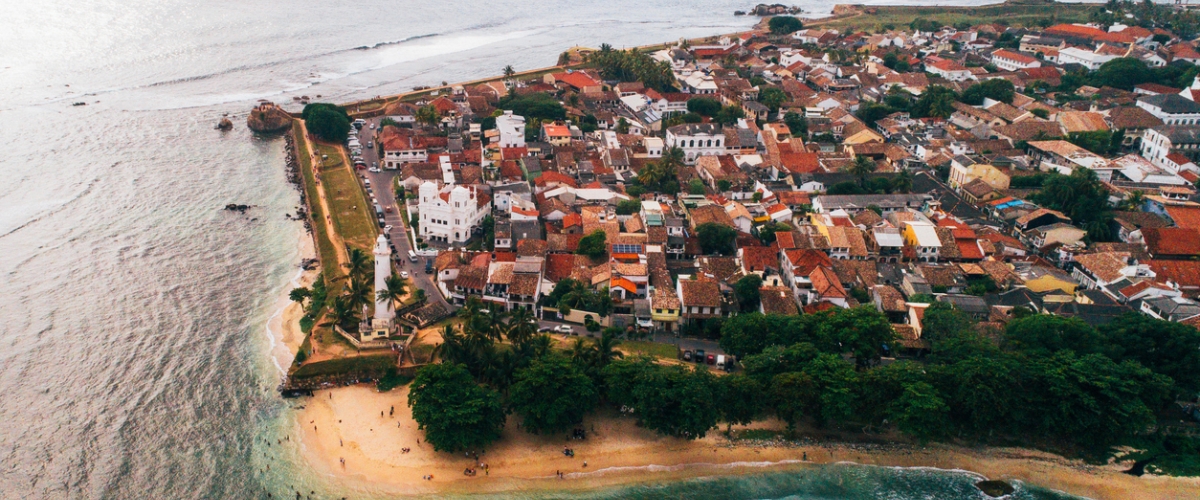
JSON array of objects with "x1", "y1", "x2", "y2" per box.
[
  {"x1": 1057, "y1": 47, "x2": 1117, "y2": 70},
  {"x1": 665, "y1": 123, "x2": 724, "y2": 164},
  {"x1": 417, "y1": 181, "x2": 491, "y2": 244},
  {"x1": 990, "y1": 49, "x2": 1042, "y2": 71},
  {"x1": 495, "y1": 110, "x2": 526, "y2": 149}
]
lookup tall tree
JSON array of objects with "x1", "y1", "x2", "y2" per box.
[
  {"x1": 408, "y1": 363, "x2": 506, "y2": 452},
  {"x1": 509, "y1": 354, "x2": 597, "y2": 434},
  {"x1": 847, "y1": 155, "x2": 876, "y2": 187}
]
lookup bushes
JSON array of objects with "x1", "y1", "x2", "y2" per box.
[{"x1": 304, "y1": 103, "x2": 352, "y2": 143}]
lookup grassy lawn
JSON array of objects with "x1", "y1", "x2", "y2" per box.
[
  {"x1": 290, "y1": 353, "x2": 396, "y2": 379},
  {"x1": 618, "y1": 340, "x2": 680, "y2": 359},
  {"x1": 812, "y1": 0, "x2": 1099, "y2": 32},
  {"x1": 319, "y1": 162, "x2": 377, "y2": 252},
  {"x1": 315, "y1": 143, "x2": 344, "y2": 170},
  {"x1": 292, "y1": 122, "x2": 344, "y2": 290}
]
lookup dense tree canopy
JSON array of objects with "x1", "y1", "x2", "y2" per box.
[
  {"x1": 408, "y1": 363, "x2": 506, "y2": 452},
  {"x1": 1030, "y1": 168, "x2": 1113, "y2": 241},
  {"x1": 588, "y1": 45, "x2": 677, "y2": 92},
  {"x1": 498, "y1": 92, "x2": 566, "y2": 121},
  {"x1": 304, "y1": 103, "x2": 352, "y2": 143},
  {"x1": 687, "y1": 97, "x2": 722, "y2": 117},
  {"x1": 768, "y1": 16, "x2": 804, "y2": 35},
  {"x1": 911, "y1": 85, "x2": 957, "y2": 118},
  {"x1": 602, "y1": 357, "x2": 720, "y2": 438},
  {"x1": 695, "y1": 222, "x2": 737, "y2": 255},
  {"x1": 509, "y1": 354, "x2": 597, "y2": 434},
  {"x1": 577, "y1": 229, "x2": 608, "y2": 259},
  {"x1": 959, "y1": 79, "x2": 1015, "y2": 105}
]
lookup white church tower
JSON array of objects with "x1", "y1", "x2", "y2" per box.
[{"x1": 364, "y1": 234, "x2": 395, "y2": 341}]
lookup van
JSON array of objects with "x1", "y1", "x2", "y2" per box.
[
  {"x1": 716, "y1": 355, "x2": 725, "y2": 367},
  {"x1": 364, "y1": 179, "x2": 371, "y2": 187},
  {"x1": 408, "y1": 250, "x2": 417, "y2": 262}
]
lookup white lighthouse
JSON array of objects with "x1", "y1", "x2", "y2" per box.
[{"x1": 364, "y1": 234, "x2": 395, "y2": 341}]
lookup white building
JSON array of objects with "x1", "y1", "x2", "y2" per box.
[
  {"x1": 1057, "y1": 47, "x2": 1117, "y2": 70},
  {"x1": 665, "y1": 123, "x2": 724, "y2": 164},
  {"x1": 364, "y1": 234, "x2": 395, "y2": 341},
  {"x1": 990, "y1": 49, "x2": 1042, "y2": 71},
  {"x1": 1136, "y1": 94, "x2": 1200, "y2": 125},
  {"x1": 417, "y1": 181, "x2": 492, "y2": 244},
  {"x1": 925, "y1": 59, "x2": 973, "y2": 82},
  {"x1": 495, "y1": 110, "x2": 526, "y2": 148},
  {"x1": 681, "y1": 72, "x2": 718, "y2": 94},
  {"x1": 1142, "y1": 125, "x2": 1200, "y2": 169}
]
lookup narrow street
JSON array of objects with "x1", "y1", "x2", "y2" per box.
[{"x1": 352, "y1": 118, "x2": 449, "y2": 311}]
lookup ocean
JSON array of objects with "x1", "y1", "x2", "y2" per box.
[{"x1": 0, "y1": 0, "x2": 1089, "y2": 498}]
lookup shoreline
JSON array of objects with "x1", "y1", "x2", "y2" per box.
[
  {"x1": 292, "y1": 384, "x2": 1200, "y2": 499},
  {"x1": 267, "y1": 231, "x2": 318, "y2": 374}
]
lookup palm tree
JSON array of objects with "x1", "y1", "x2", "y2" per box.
[
  {"x1": 503, "y1": 65, "x2": 515, "y2": 79},
  {"x1": 847, "y1": 155, "x2": 876, "y2": 187},
  {"x1": 435, "y1": 324, "x2": 469, "y2": 365},
  {"x1": 322, "y1": 295, "x2": 360, "y2": 330},
  {"x1": 485, "y1": 307, "x2": 509, "y2": 343},
  {"x1": 343, "y1": 247, "x2": 372, "y2": 282},
  {"x1": 569, "y1": 337, "x2": 591, "y2": 366},
  {"x1": 1121, "y1": 190, "x2": 1146, "y2": 211},
  {"x1": 414, "y1": 289, "x2": 427, "y2": 302},
  {"x1": 892, "y1": 170, "x2": 913, "y2": 193},
  {"x1": 415, "y1": 105, "x2": 439, "y2": 129},
  {"x1": 506, "y1": 306, "x2": 539, "y2": 346},
  {"x1": 591, "y1": 332, "x2": 624, "y2": 370},
  {"x1": 378, "y1": 274, "x2": 408, "y2": 311},
  {"x1": 344, "y1": 276, "x2": 373, "y2": 312}
]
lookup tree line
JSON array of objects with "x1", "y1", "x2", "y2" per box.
[{"x1": 719, "y1": 306, "x2": 1200, "y2": 455}]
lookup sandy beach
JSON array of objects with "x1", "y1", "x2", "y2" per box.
[{"x1": 290, "y1": 384, "x2": 1200, "y2": 499}]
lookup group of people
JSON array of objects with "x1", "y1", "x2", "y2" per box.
[
  {"x1": 562, "y1": 447, "x2": 575, "y2": 457},
  {"x1": 401, "y1": 447, "x2": 411, "y2": 454},
  {"x1": 462, "y1": 467, "x2": 480, "y2": 476}
]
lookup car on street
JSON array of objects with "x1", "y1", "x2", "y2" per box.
[
  {"x1": 400, "y1": 271, "x2": 409, "y2": 279},
  {"x1": 385, "y1": 206, "x2": 393, "y2": 213},
  {"x1": 554, "y1": 324, "x2": 573, "y2": 334},
  {"x1": 367, "y1": 141, "x2": 373, "y2": 148},
  {"x1": 694, "y1": 349, "x2": 705, "y2": 363},
  {"x1": 372, "y1": 162, "x2": 378, "y2": 169},
  {"x1": 682, "y1": 350, "x2": 693, "y2": 361},
  {"x1": 369, "y1": 167, "x2": 380, "y2": 173},
  {"x1": 706, "y1": 354, "x2": 716, "y2": 365},
  {"x1": 538, "y1": 326, "x2": 552, "y2": 333},
  {"x1": 384, "y1": 225, "x2": 393, "y2": 232}
]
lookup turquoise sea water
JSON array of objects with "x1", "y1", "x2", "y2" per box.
[{"x1": 0, "y1": 0, "x2": 1099, "y2": 498}]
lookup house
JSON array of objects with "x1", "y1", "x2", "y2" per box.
[
  {"x1": 990, "y1": 49, "x2": 1041, "y2": 71},
  {"x1": 542, "y1": 123, "x2": 573, "y2": 146},
  {"x1": 1144, "y1": 227, "x2": 1200, "y2": 259},
  {"x1": 948, "y1": 156, "x2": 1010, "y2": 191},
  {"x1": 812, "y1": 193, "x2": 932, "y2": 214},
  {"x1": 1024, "y1": 222, "x2": 1087, "y2": 250},
  {"x1": 902, "y1": 221, "x2": 942, "y2": 262},
  {"x1": 416, "y1": 181, "x2": 491, "y2": 244},
  {"x1": 1141, "y1": 124, "x2": 1200, "y2": 167},
  {"x1": 677, "y1": 278, "x2": 724, "y2": 324},
  {"x1": 1057, "y1": 47, "x2": 1117, "y2": 70},
  {"x1": 1027, "y1": 140, "x2": 1115, "y2": 181},
  {"x1": 1136, "y1": 94, "x2": 1200, "y2": 125},
  {"x1": 650, "y1": 286, "x2": 681, "y2": 331},
  {"x1": 925, "y1": 58, "x2": 973, "y2": 81},
  {"x1": 665, "y1": 123, "x2": 725, "y2": 164},
  {"x1": 495, "y1": 110, "x2": 526, "y2": 148}
]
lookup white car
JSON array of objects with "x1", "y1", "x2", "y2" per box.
[
  {"x1": 400, "y1": 271, "x2": 409, "y2": 278},
  {"x1": 384, "y1": 225, "x2": 393, "y2": 232},
  {"x1": 369, "y1": 167, "x2": 380, "y2": 173},
  {"x1": 554, "y1": 324, "x2": 573, "y2": 334}
]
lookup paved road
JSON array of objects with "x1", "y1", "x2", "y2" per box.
[{"x1": 351, "y1": 119, "x2": 450, "y2": 312}]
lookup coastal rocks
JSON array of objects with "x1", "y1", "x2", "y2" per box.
[
  {"x1": 747, "y1": 4, "x2": 802, "y2": 16},
  {"x1": 975, "y1": 480, "x2": 1015, "y2": 497},
  {"x1": 300, "y1": 258, "x2": 319, "y2": 271},
  {"x1": 283, "y1": 132, "x2": 313, "y2": 235},
  {"x1": 216, "y1": 117, "x2": 233, "y2": 130},
  {"x1": 247, "y1": 101, "x2": 292, "y2": 133}
]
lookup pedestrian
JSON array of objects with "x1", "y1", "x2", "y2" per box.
[{"x1": 803, "y1": 451, "x2": 807, "y2": 461}]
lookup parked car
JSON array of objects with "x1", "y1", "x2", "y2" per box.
[
  {"x1": 694, "y1": 349, "x2": 705, "y2": 363},
  {"x1": 400, "y1": 271, "x2": 409, "y2": 279},
  {"x1": 369, "y1": 167, "x2": 380, "y2": 173},
  {"x1": 367, "y1": 141, "x2": 373, "y2": 148},
  {"x1": 384, "y1": 224, "x2": 393, "y2": 232},
  {"x1": 682, "y1": 350, "x2": 693, "y2": 362},
  {"x1": 538, "y1": 326, "x2": 552, "y2": 333},
  {"x1": 554, "y1": 324, "x2": 574, "y2": 334},
  {"x1": 706, "y1": 354, "x2": 715, "y2": 365},
  {"x1": 385, "y1": 206, "x2": 393, "y2": 213}
]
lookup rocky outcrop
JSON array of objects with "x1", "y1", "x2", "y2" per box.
[
  {"x1": 247, "y1": 102, "x2": 292, "y2": 133},
  {"x1": 749, "y1": 4, "x2": 802, "y2": 16},
  {"x1": 217, "y1": 117, "x2": 233, "y2": 130}
]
